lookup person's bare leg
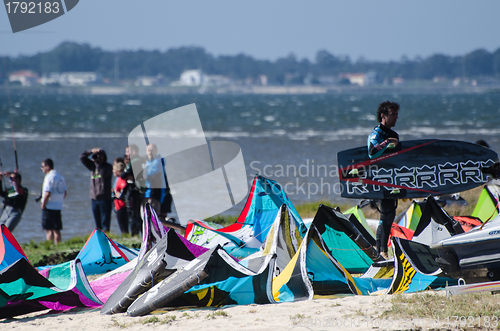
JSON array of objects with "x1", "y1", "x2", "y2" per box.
[
  {"x1": 54, "y1": 230, "x2": 61, "y2": 244},
  {"x1": 46, "y1": 230, "x2": 54, "y2": 242}
]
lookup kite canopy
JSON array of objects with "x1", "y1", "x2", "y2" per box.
[
  {"x1": 0, "y1": 224, "x2": 29, "y2": 271},
  {"x1": 36, "y1": 229, "x2": 139, "y2": 276},
  {"x1": 3, "y1": 176, "x2": 484, "y2": 319},
  {"x1": 396, "y1": 201, "x2": 423, "y2": 231},
  {"x1": 313, "y1": 205, "x2": 377, "y2": 273},
  {"x1": 75, "y1": 229, "x2": 138, "y2": 275},
  {"x1": 0, "y1": 258, "x2": 102, "y2": 319},
  {"x1": 471, "y1": 184, "x2": 500, "y2": 223},
  {"x1": 184, "y1": 175, "x2": 306, "y2": 259}
]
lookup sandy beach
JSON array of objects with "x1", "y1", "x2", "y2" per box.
[{"x1": 1, "y1": 292, "x2": 455, "y2": 331}]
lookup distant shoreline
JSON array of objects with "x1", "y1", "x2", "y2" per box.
[{"x1": 1, "y1": 84, "x2": 499, "y2": 95}]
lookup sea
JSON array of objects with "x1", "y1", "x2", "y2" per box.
[{"x1": 1, "y1": 91, "x2": 500, "y2": 244}]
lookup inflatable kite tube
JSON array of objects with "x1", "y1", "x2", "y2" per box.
[
  {"x1": 101, "y1": 232, "x2": 173, "y2": 315},
  {"x1": 127, "y1": 247, "x2": 216, "y2": 316}
]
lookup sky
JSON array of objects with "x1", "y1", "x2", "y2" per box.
[{"x1": 0, "y1": 1, "x2": 499, "y2": 62}]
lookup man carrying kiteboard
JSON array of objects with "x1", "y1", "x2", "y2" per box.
[{"x1": 367, "y1": 100, "x2": 400, "y2": 260}]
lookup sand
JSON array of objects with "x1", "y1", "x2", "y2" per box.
[{"x1": 0, "y1": 293, "x2": 450, "y2": 331}]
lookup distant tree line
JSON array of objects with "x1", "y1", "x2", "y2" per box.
[{"x1": 3, "y1": 42, "x2": 500, "y2": 85}]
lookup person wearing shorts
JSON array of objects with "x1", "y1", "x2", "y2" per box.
[{"x1": 41, "y1": 159, "x2": 67, "y2": 244}]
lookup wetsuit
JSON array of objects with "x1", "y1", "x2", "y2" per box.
[
  {"x1": 367, "y1": 124, "x2": 399, "y2": 256},
  {"x1": 367, "y1": 124, "x2": 399, "y2": 159}
]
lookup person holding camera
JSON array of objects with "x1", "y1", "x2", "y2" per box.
[
  {"x1": 80, "y1": 148, "x2": 113, "y2": 232},
  {"x1": 0, "y1": 171, "x2": 28, "y2": 232}
]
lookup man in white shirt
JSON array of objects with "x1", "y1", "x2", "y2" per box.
[{"x1": 41, "y1": 159, "x2": 67, "y2": 244}]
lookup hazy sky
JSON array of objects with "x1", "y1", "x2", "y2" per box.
[{"x1": 0, "y1": 1, "x2": 499, "y2": 62}]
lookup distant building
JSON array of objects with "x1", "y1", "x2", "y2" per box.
[
  {"x1": 179, "y1": 70, "x2": 205, "y2": 86},
  {"x1": 347, "y1": 73, "x2": 366, "y2": 86},
  {"x1": 392, "y1": 77, "x2": 405, "y2": 85},
  {"x1": 9, "y1": 70, "x2": 39, "y2": 86},
  {"x1": 258, "y1": 74, "x2": 268, "y2": 86},
  {"x1": 135, "y1": 74, "x2": 164, "y2": 86},
  {"x1": 171, "y1": 70, "x2": 232, "y2": 87},
  {"x1": 40, "y1": 72, "x2": 101, "y2": 86},
  {"x1": 340, "y1": 72, "x2": 376, "y2": 86},
  {"x1": 40, "y1": 73, "x2": 61, "y2": 85},
  {"x1": 63, "y1": 72, "x2": 100, "y2": 86}
]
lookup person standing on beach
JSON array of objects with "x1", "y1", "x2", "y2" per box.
[
  {"x1": 80, "y1": 148, "x2": 113, "y2": 232},
  {"x1": 367, "y1": 101, "x2": 400, "y2": 260},
  {"x1": 113, "y1": 161, "x2": 129, "y2": 234},
  {"x1": 121, "y1": 144, "x2": 144, "y2": 235},
  {"x1": 40, "y1": 159, "x2": 67, "y2": 244},
  {"x1": 142, "y1": 143, "x2": 164, "y2": 216},
  {"x1": 0, "y1": 171, "x2": 28, "y2": 232}
]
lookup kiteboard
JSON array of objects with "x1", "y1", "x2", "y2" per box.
[{"x1": 337, "y1": 139, "x2": 498, "y2": 200}]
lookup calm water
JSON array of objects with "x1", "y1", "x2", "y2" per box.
[{"x1": 1, "y1": 92, "x2": 500, "y2": 243}]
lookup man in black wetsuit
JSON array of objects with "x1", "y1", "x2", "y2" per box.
[{"x1": 367, "y1": 101, "x2": 400, "y2": 260}]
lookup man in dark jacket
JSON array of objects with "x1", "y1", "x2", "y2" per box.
[
  {"x1": 80, "y1": 148, "x2": 113, "y2": 232},
  {"x1": 121, "y1": 144, "x2": 144, "y2": 235}
]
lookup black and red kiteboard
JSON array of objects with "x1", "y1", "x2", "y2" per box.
[{"x1": 337, "y1": 139, "x2": 498, "y2": 200}]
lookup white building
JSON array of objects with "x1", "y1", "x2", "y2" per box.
[
  {"x1": 179, "y1": 70, "x2": 205, "y2": 86},
  {"x1": 340, "y1": 71, "x2": 377, "y2": 86},
  {"x1": 9, "y1": 70, "x2": 39, "y2": 86},
  {"x1": 135, "y1": 74, "x2": 164, "y2": 86},
  {"x1": 171, "y1": 70, "x2": 232, "y2": 87},
  {"x1": 258, "y1": 74, "x2": 268, "y2": 86},
  {"x1": 40, "y1": 72, "x2": 100, "y2": 86}
]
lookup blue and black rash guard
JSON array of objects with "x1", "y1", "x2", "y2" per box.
[{"x1": 367, "y1": 124, "x2": 399, "y2": 159}]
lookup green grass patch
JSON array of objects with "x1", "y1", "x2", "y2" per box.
[
  {"x1": 294, "y1": 200, "x2": 354, "y2": 218},
  {"x1": 139, "y1": 314, "x2": 176, "y2": 325},
  {"x1": 205, "y1": 214, "x2": 238, "y2": 227},
  {"x1": 141, "y1": 316, "x2": 160, "y2": 324},
  {"x1": 206, "y1": 310, "x2": 230, "y2": 319},
  {"x1": 20, "y1": 233, "x2": 142, "y2": 267}
]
